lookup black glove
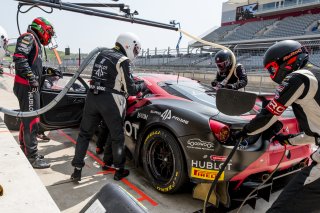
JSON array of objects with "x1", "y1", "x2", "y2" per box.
[
  {"x1": 273, "y1": 134, "x2": 295, "y2": 146},
  {"x1": 43, "y1": 67, "x2": 63, "y2": 78},
  {"x1": 28, "y1": 78, "x2": 39, "y2": 93},
  {"x1": 233, "y1": 129, "x2": 248, "y2": 140},
  {"x1": 225, "y1": 84, "x2": 235, "y2": 90},
  {"x1": 139, "y1": 82, "x2": 148, "y2": 93},
  {"x1": 216, "y1": 83, "x2": 224, "y2": 89},
  {"x1": 211, "y1": 80, "x2": 217, "y2": 87}
]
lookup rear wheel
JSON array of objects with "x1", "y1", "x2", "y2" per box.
[{"x1": 142, "y1": 128, "x2": 187, "y2": 193}]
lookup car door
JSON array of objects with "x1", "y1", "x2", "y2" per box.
[{"x1": 40, "y1": 73, "x2": 89, "y2": 130}]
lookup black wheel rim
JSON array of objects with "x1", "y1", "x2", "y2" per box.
[{"x1": 147, "y1": 138, "x2": 175, "y2": 183}]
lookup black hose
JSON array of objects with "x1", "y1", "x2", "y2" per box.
[
  {"x1": 0, "y1": 47, "x2": 108, "y2": 117},
  {"x1": 202, "y1": 138, "x2": 242, "y2": 213}
]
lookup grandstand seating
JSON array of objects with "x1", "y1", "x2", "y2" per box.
[
  {"x1": 197, "y1": 13, "x2": 320, "y2": 43},
  {"x1": 258, "y1": 14, "x2": 320, "y2": 39},
  {"x1": 223, "y1": 19, "x2": 277, "y2": 41}
]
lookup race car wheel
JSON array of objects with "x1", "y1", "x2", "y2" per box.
[{"x1": 142, "y1": 128, "x2": 187, "y2": 194}]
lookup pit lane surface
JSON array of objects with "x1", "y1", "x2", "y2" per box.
[{"x1": 0, "y1": 70, "x2": 281, "y2": 212}]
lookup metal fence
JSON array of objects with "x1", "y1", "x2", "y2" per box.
[
  {"x1": 132, "y1": 39, "x2": 320, "y2": 72},
  {"x1": 45, "y1": 39, "x2": 320, "y2": 72}
]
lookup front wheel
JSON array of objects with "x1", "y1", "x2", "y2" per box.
[{"x1": 142, "y1": 128, "x2": 187, "y2": 194}]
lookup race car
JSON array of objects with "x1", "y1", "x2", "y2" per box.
[{"x1": 4, "y1": 72, "x2": 311, "y2": 207}]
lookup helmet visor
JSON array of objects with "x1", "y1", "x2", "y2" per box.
[
  {"x1": 133, "y1": 44, "x2": 141, "y2": 58},
  {"x1": 1, "y1": 35, "x2": 8, "y2": 50},
  {"x1": 216, "y1": 60, "x2": 230, "y2": 72},
  {"x1": 47, "y1": 26, "x2": 55, "y2": 37},
  {"x1": 265, "y1": 61, "x2": 279, "y2": 79}
]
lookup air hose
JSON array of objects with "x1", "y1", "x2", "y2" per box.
[{"x1": 0, "y1": 47, "x2": 108, "y2": 117}]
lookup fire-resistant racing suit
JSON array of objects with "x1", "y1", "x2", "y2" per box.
[
  {"x1": 212, "y1": 64, "x2": 248, "y2": 90},
  {"x1": 71, "y1": 47, "x2": 145, "y2": 170},
  {"x1": 13, "y1": 30, "x2": 43, "y2": 159},
  {"x1": 242, "y1": 68, "x2": 320, "y2": 212}
]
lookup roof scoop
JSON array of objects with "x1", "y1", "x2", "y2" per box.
[{"x1": 216, "y1": 89, "x2": 257, "y2": 116}]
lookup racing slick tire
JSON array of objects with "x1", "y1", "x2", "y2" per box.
[{"x1": 142, "y1": 128, "x2": 187, "y2": 194}]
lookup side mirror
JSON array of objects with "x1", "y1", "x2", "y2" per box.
[{"x1": 216, "y1": 89, "x2": 257, "y2": 116}]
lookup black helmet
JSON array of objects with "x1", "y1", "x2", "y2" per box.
[
  {"x1": 215, "y1": 50, "x2": 233, "y2": 73},
  {"x1": 263, "y1": 40, "x2": 308, "y2": 84}
]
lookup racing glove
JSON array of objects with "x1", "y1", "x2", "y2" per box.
[
  {"x1": 233, "y1": 128, "x2": 248, "y2": 140},
  {"x1": 28, "y1": 78, "x2": 39, "y2": 93},
  {"x1": 211, "y1": 80, "x2": 217, "y2": 87},
  {"x1": 273, "y1": 134, "x2": 296, "y2": 146},
  {"x1": 139, "y1": 82, "x2": 148, "y2": 93},
  {"x1": 43, "y1": 67, "x2": 63, "y2": 78}
]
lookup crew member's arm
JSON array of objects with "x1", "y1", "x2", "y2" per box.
[
  {"x1": 244, "y1": 73, "x2": 305, "y2": 136},
  {"x1": 13, "y1": 34, "x2": 36, "y2": 81},
  {"x1": 211, "y1": 73, "x2": 223, "y2": 87},
  {"x1": 227, "y1": 64, "x2": 248, "y2": 90},
  {"x1": 120, "y1": 58, "x2": 145, "y2": 96}
]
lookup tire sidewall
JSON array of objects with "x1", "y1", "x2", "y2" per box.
[{"x1": 142, "y1": 128, "x2": 186, "y2": 193}]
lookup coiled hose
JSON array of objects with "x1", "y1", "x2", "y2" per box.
[{"x1": 0, "y1": 47, "x2": 108, "y2": 117}]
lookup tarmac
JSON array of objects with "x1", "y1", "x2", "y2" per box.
[{"x1": 0, "y1": 69, "x2": 282, "y2": 213}]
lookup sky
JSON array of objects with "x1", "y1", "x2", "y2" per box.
[{"x1": 1, "y1": 0, "x2": 226, "y2": 53}]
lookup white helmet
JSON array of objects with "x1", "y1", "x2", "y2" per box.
[
  {"x1": 116, "y1": 32, "x2": 141, "y2": 61},
  {"x1": 0, "y1": 26, "x2": 8, "y2": 58}
]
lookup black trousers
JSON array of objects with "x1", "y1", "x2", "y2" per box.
[
  {"x1": 267, "y1": 162, "x2": 320, "y2": 213},
  {"x1": 72, "y1": 91, "x2": 126, "y2": 169},
  {"x1": 13, "y1": 82, "x2": 40, "y2": 158},
  {"x1": 96, "y1": 121, "x2": 109, "y2": 149}
]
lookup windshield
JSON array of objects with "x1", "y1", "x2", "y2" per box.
[
  {"x1": 159, "y1": 80, "x2": 217, "y2": 108},
  {"x1": 159, "y1": 80, "x2": 257, "y2": 115}
]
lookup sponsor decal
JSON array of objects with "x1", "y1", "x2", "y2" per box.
[
  {"x1": 124, "y1": 121, "x2": 139, "y2": 140},
  {"x1": 266, "y1": 99, "x2": 287, "y2": 116},
  {"x1": 210, "y1": 155, "x2": 227, "y2": 161},
  {"x1": 137, "y1": 112, "x2": 148, "y2": 120},
  {"x1": 156, "y1": 171, "x2": 179, "y2": 192},
  {"x1": 275, "y1": 84, "x2": 287, "y2": 99},
  {"x1": 161, "y1": 109, "x2": 189, "y2": 124},
  {"x1": 21, "y1": 39, "x2": 30, "y2": 45},
  {"x1": 150, "y1": 110, "x2": 161, "y2": 115},
  {"x1": 18, "y1": 47, "x2": 28, "y2": 52},
  {"x1": 145, "y1": 130, "x2": 161, "y2": 143},
  {"x1": 191, "y1": 167, "x2": 224, "y2": 181},
  {"x1": 94, "y1": 58, "x2": 107, "y2": 77},
  {"x1": 161, "y1": 109, "x2": 171, "y2": 120},
  {"x1": 192, "y1": 160, "x2": 232, "y2": 171},
  {"x1": 283, "y1": 48, "x2": 302, "y2": 61},
  {"x1": 28, "y1": 92, "x2": 34, "y2": 111},
  {"x1": 187, "y1": 138, "x2": 214, "y2": 151}
]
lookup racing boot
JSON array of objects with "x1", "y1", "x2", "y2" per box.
[
  {"x1": 28, "y1": 155, "x2": 50, "y2": 169},
  {"x1": 114, "y1": 168, "x2": 130, "y2": 181},
  {"x1": 101, "y1": 161, "x2": 113, "y2": 171},
  {"x1": 71, "y1": 167, "x2": 82, "y2": 182}
]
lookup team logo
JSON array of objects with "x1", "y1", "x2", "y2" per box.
[
  {"x1": 161, "y1": 109, "x2": 172, "y2": 120},
  {"x1": 266, "y1": 99, "x2": 287, "y2": 116}
]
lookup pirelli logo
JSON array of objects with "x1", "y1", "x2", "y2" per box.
[{"x1": 191, "y1": 167, "x2": 224, "y2": 181}]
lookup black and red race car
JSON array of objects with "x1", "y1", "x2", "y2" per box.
[{"x1": 5, "y1": 72, "x2": 312, "y2": 206}]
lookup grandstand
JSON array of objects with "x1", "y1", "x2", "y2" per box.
[{"x1": 135, "y1": 0, "x2": 320, "y2": 72}]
